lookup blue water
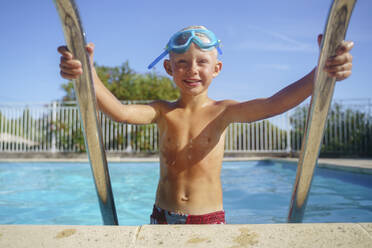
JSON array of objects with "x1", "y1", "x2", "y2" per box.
[{"x1": 0, "y1": 160, "x2": 371, "y2": 225}]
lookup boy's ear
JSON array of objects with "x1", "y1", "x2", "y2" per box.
[
  {"x1": 317, "y1": 34, "x2": 323, "y2": 48},
  {"x1": 163, "y1": 59, "x2": 173, "y2": 76},
  {"x1": 213, "y1": 60, "x2": 223, "y2": 78}
]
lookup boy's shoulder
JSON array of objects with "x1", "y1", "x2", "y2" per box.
[
  {"x1": 216, "y1": 99, "x2": 239, "y2": 105},
  {"x1": 214, "y1": 99, "x2": 239, "y2": 108},
  {"x1": 148, "y1": 100, "x2": 178, "y2": 114},
  {"x1": 150, "y1": 99, "x2": 176, "y2": 109}
]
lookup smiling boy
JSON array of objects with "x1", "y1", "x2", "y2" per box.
[{"x1": 58, "y1": 25, "x2": 353, "y2": 224}]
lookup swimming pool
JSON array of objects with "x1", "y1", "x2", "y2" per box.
[{"x1": 0, "y1": 160, "x2": 371, "y2": 225}]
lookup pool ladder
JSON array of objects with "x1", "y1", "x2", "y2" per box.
[
  {"x1": 288, "y1": 0, "x2": 356, "y2": 223},
  {"x1": 54, "y1": 0, "x2": 118, "y2": 225}
]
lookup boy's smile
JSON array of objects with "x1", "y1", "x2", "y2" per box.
[
  {"x1": 164, "y1": 43, "x2": 222, "y2": 96},
  {"x1": 184, "y1": 78, "x2": 202, "y2": 87}
]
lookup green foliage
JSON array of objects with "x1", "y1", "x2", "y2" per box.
[
  {"x1": 53, "y1": 120, "x2": 86, "y2": 152},
  {"x1": 61, "y1": 82, "x2": 76, "y2": 101},
  {"x1": 290, "y1": 103, "x2": 372, "y2": 157},
  {"x1": 61, "y1": 61, "x2": 180, "y2": 101}
]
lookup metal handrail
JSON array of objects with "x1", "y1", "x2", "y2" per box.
[
  {"x1": 288, "y1": 0, "x2": 356, "y2": 223},
  {"x1": 53, "y1": 0, "x2": 118, "y2": 225}
]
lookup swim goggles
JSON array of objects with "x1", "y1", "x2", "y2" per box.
[{"x1": 148, "y1": 29, "x2": 222, "y2": 69}]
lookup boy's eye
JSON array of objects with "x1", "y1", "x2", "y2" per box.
[
  {"x1": 177, "y1": 60, "x2": 187, "y2": 64},
  {"x1": 199, "y1": 59, "x2": 209, "y2": 64}
]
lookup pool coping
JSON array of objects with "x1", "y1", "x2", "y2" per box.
[
  {"x1": 1, "y1": 223, "x2": 371, "y2": 248},
  {"x1": 277, "y1": 157, "x2": 372, "y2": 175},
  {"x1": 1, "y1": 156, "x2": 372, "y2": 174}
]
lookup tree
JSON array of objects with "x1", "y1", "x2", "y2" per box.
[{"x1": 61, "y1": 61, "x2": 180, "y2": 101}]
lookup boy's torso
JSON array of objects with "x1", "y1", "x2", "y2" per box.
[{"x1": 154, "y1": 99, "x2": 230, "y2": 215}]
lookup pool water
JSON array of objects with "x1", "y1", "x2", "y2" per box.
[{"x1": 0, "y1": 160, "x2": 371, "y2": 225}]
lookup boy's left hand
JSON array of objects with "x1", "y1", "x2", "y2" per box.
[{"x1": 318, "y1": 34, "x2": 354, "y2": 81}]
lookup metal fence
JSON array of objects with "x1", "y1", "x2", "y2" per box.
[{"x1": 1, "y1": 99, "x2": 371, "y2": 156}]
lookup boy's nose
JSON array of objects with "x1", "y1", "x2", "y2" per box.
[{"x1": 188, "y1": 62, "x2": 198, "y2": 75}]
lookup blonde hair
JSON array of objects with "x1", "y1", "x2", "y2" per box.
[{"x1": 180, "y1": 25, "x2": 208, "y2": 31}]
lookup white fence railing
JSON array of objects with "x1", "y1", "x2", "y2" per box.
[{"x1": 1, "y1": 99, "x2": 371, "y2": 156}]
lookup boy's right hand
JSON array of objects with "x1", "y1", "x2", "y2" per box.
[{"x1": 57, "y1": 43, "x2": 95, "y2": 80}]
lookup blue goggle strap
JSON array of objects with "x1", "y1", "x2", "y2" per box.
[{"x1": 147, "y1": 50, "x2": 169, "y2": 69}]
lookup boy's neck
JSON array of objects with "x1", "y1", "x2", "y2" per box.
[{"x1": 177, "y1": 92, "x2": 213, "y2": 110}]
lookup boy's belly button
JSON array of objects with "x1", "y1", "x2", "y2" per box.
[{"x1": 180, "y1": 195, "x2": 189, "y2": 202}]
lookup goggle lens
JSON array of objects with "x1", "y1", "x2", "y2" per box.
[{"x1": 174, "y1": 32, "x2": 192, "y2": 46}]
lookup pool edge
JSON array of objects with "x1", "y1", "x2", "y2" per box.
[
  {"x1": 270, "y1": 157, "x2": 372, "y2": 175},
  {"x1": 1, "y1": 223, "x2": 371, "y2": 248},
  {"x1": 2, "y1": 156, "x2": 371, "y2": 174}
]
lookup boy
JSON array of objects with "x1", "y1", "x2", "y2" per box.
[{"x1": 58, "y1": 26, "x2": 353, "y2": 224}]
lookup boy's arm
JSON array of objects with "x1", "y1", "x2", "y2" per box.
[
  {"x1": 223, "y1": 38, "x2": 353, "y2": 125},
  {"x1": 90, "y1": 66, "x2": 159, "y2": 124},
  {"x1": 58, "y1": 43, "x2": 159, "y2": 125},
  {"x1": 224, "y1": 68, "x2": 315, "y2": 123}
]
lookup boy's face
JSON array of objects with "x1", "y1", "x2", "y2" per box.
[{"x1": 164, "y1": 43, "x2": 222, "y2": 97}]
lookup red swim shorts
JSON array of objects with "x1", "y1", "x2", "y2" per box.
[{"x1": 150, "y1": 205, "x2": 225, "y2": 224}]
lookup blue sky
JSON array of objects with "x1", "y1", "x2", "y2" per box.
[{"x1": 0, "y1": 0, "x2": 371, "y2": 103}]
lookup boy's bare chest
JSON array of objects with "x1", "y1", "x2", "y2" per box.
[{"x1": 159, "y1": 108, "x2": 225, "y2": 152}]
